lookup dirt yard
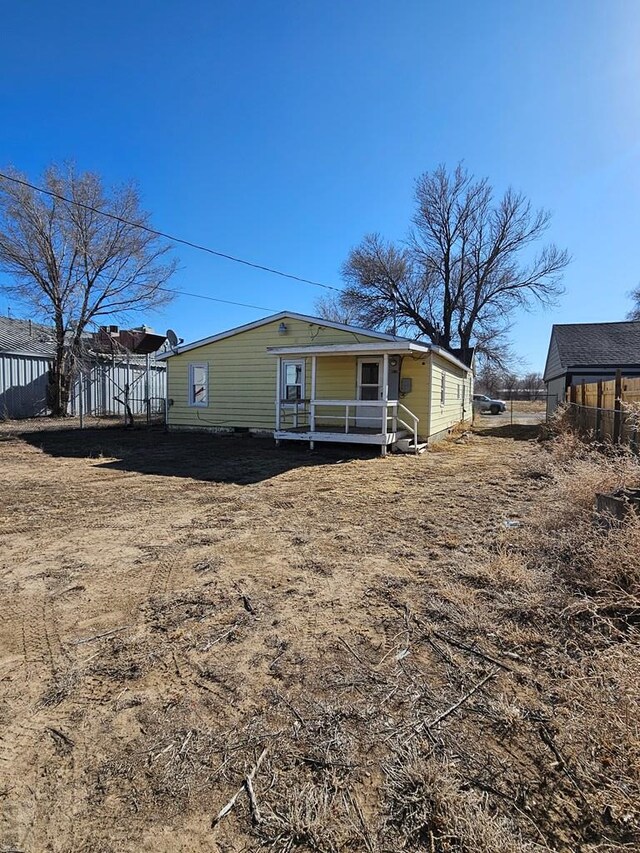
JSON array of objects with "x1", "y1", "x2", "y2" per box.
[{"x1": 0, "y1": 419, "x2": 638, "y2": 852}]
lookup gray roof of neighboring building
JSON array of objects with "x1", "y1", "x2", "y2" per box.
[
  {"x1": 543, "y1": 321, "x2": 640, "y2": 381},
  {"x1": 0, "y1": 315, "x2": 57, "y2": 357},
  {"x1": 0, "y1": 316, "x2": 166, "y2": 362}
]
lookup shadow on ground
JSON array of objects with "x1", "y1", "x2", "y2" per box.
[
  {"x1": 473, "y1": 423, "x2": 541, "y2": 441},
  {"x1": 17, "y1": 425, "x2": 379, "y2": 485}
]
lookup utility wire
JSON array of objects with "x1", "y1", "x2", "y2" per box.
[
  {"x1": 157, "y1": 285, "x2": 276, "y2": 313},
  {"x1": 0, "y1": 268, "x2": 279, "y2": 314},
  {"x1": 0, "y1": 171, "x2": 341, "y2": 292}
]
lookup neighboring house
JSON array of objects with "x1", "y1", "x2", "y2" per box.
[
  {"x1": 0, "y1": 315, "x2": 167, "y2": 419},
  {"x1": 159, "y1": 311, "x2": 473, "y2": 453},
  {"x1": 543, "y1": 321, "x2": 640, "y2": 416}
]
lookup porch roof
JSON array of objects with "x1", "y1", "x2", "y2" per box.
[{"x1": 267, "y1": 341, "x2": 472, "y2": 372}]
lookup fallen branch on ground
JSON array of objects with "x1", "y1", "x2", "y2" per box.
[
  {"x1": 431, "y1": 630, "x2": 516, "y2": 672},
  {"x1": 211, "y1": 747, "x2": 268, "y2": 829},
  {"x1": 73, "y1": 625, "x2": 130, "y2": 645},
  {"x1": 424, "y1": 670, "x2": 498, "y2": 730}
]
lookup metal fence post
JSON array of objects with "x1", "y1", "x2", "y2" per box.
[
  {"x1": 79, "y1": 371, "x2": 84, "y2": 429},
  {"x1": 145, "y1": 353, "x2": 151, "y2": 425}
]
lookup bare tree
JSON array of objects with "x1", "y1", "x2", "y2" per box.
[
  {"x1": 327, "y1": 164, "x2": 569, "y2": 364},
  {"x1": 475, "y1": 363, "x2": 502, "y2": 397},
  {"x1": 0, "y1": 165, "x2": 176, "y2": 415},
  {"x1": 628, "y1": 284, "x2": 640, "y2": 320},
  {"x1": 521, "y1": 372, "x2": 545, "y2": 399},
  {"x1": 334, "y1": 233, "x2": 413, "y2": 336},
  {"x1": 313, "y1": 293, "x2": 361, "y2": 326}
]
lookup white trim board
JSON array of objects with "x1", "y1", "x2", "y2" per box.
[
  {"x1": 267, "y1": 341, "x2": 471, "y2": 374},
  {"x1": 267, "y1": 341, "x2": 429, "y2": 356}
]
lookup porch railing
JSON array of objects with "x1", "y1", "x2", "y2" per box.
[{"x1": 277, "y1": 399, "x2": 419, "y2": 446}]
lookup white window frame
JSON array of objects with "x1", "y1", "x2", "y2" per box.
[
  {"x1": 188, "y1": 362, "x2": 209, "y2": 407},
  {"x1": 440, "y1": 372, "x2": 446, "y2": 406},
  {"x1": 281, "y1": 359, "x2": 305, "y2": 406}
]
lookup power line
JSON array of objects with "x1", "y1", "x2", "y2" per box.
[
  {"x1": 157, "y1": 285, "x2": 276, "y2": 313},
  {"x1": 0, "y1": 268, "x2": 279, "y2": 314},
  {"x1": 0, "y1": 171, "x2": 342, "y2": 293}
]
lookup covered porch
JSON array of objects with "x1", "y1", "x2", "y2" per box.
[{"x1": 267, "y1": 342, "x2": 427, "y2": 455}]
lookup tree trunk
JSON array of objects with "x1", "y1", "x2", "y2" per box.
[{"x1": 48, "y1": 344, "x2": 73, "y2": 417}]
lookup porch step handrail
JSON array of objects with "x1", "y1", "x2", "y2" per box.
[{"x1": 397, "y1": 402, "x2": 419, "y2": 451}]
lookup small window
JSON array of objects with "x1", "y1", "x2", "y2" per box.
[
  {"x1": 457, "y1": 383, "x2": 461, "y2": 400},
  {"x1": 440, "y1": 372, "x2": 446, "y2": 406},
  {"x1": 282, "y1": 360, "x2": 304, "y2": 402},
  {"x1": 189, "y1": 362, "x2": 208, "y2": 407}
]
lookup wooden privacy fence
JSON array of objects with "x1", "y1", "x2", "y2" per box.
[{"x1": 568, "y1": 371, "x2": 640, "y2": 448}]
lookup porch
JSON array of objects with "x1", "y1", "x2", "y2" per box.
[{"x1": 268, "y1": 343, "x2": 424, "y2": 455}]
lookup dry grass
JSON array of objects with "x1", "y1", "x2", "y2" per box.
[
  {"x1": 0, "y1": 419, "x2": 638, "y2": 851},
  {"x1": 509, "y1": 400, "x2": 547, "y2": 413}
]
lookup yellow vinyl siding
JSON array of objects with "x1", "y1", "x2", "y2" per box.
[
  {"x1": 428, "y1": 353, "x2": 470, "y2": 438},
  {"x1": 398, "y1": 354, "x2": 430, "y2": 440},
  {"x1": 313, "y1": 355, "x2": 357, "y2": 428},
  {"x1": 314, "y1": 355, "x2": 357, "y2": 399},
  {"x1": 167, "y1": 317, "x2": 386, "y2": 430}
]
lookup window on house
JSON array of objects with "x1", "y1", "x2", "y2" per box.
[
  {"x1": 457, "y1": 382, "x2": 461, "y2": 400},
  {"x1": 282, "y1": 360, "x2": 304, "y2": 402},
  {"x1": 440, "y1": 372, "x2": 446, "y2": 406},
  {"x1": 189, "y1": 362, "x2": 208, "y2": 407}
]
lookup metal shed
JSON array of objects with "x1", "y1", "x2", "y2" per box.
[{"x1": 0, "y1": 315, "x2": 167, "y2": 419}]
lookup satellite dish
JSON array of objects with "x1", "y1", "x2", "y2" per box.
[{"x1": 166, "y1": 329, "x2": 179, "y2": 348}]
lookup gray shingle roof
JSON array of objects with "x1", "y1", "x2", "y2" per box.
[
  {"x1": 0, "y1": 315, "x2": 57, "y2": 357},
  {"x1": 544, "y1": 322, "x2": 640, "y2": 380}
]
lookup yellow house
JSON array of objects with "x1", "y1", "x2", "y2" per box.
[{"x1": 159, "y1": 312, "x2": 473, "y2": 454}]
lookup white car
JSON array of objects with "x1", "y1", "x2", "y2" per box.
[{"x1": 473, "y1": 394, "x2": 507, "y2": 415}]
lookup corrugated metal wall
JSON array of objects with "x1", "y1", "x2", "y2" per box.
[
  {"x1": 0, "y1": 352, "x2": 166, "y2": 419},
  {"x1": 68, "y1": 360, "x2": 166, "y2": 416},
  {"x1": 0, "y1": 353, "x2": 51, "y2": 418}
]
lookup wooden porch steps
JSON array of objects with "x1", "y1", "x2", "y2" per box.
[{"x1": 393, "y1": 438, "x2": 428, "y2": 454}]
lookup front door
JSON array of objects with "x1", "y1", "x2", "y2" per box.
[{"x1": 356, "y1": 357, "x2": 384, "y2": 430}]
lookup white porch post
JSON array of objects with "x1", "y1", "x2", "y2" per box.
[
  {"x1": 382, "y1": 353, "x2": 389, "y2": 432},
  {"x1": 275, "y1": 355, "x2": 281, "y2": 444},
  {"x1": 381, "y1": 352, "x2": 389, "y2": 456},
  {"x1": 310, "y1": 355, "x2": 317, "y2": 450}
]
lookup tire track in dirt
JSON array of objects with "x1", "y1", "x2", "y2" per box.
[
  {"x1": 143, "y1": 545, "x2": 187, "y2": 596},
  {"x1": 0, "y1": 716, "x2": 45, "y2": 848},
  {"x1": 21, "y1": 597, "x2": 63, "y2": 680},
  {"x1": 0, "y1": 585, "x2": 69, "y2": 848}
]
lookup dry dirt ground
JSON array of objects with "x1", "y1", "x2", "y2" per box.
[{"x1": 0, "y1": 418, "x2": 638, "y2": 852}]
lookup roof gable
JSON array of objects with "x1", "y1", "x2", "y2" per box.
[
  {"x1": 544, "y1": 321, "x2": 640, "y2": 380},
  {"x1": 158, "y1": 311, "x2": 402, "y2": 359}
]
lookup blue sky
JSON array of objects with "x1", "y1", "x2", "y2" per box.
[{"x1": 1, "y1": 0, "x2": 639, "y2": 371}]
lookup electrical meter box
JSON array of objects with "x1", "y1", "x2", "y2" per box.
[{"x1": 400, "y1": 377, "x2": 412, "y2": 394}]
